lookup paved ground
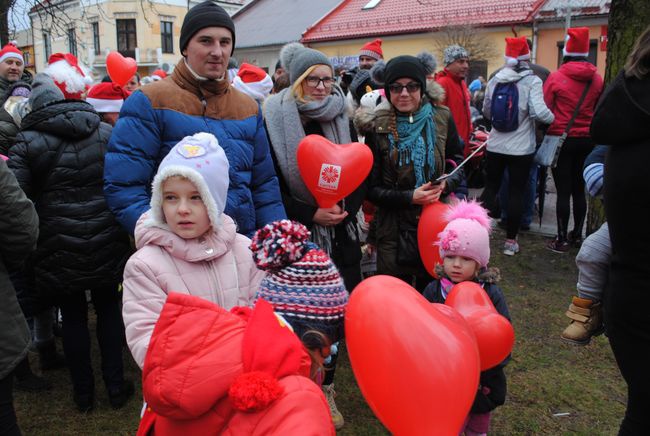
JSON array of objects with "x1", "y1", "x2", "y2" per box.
[{"x1": 469, "y1": 172, "x2": 577, "y2": 239}]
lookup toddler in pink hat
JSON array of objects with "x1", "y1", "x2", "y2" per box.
[{"x1": 422, "y1": 200, "x2": 511, "y2": 436}]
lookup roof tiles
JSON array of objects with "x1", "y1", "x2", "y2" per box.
[{"x1": 302, "y1": 0, "x2": 545, "y2": 42}]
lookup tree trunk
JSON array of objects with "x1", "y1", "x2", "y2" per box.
[
  {"x1": 0, "y1": 0, "x2": 11, "y2": 47},
  {"x1": 586, "y1": 0, "x2": 650, "y2": 235}
]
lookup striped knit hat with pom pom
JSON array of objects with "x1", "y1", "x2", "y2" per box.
[{"x1": 250, "y1": 220, "x2": 348, "y2": 324}]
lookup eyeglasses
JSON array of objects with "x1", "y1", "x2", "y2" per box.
[
  {"x1": 305, "y1": 76, "x2": 335, "y2": 88},
  {"x1": 388, "y1": 82, "x2": 421, "y2": 94}
]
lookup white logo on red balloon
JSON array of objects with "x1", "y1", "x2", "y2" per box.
[{"x1": 318, "y1": 164, "x2": 341, "y2": 190}]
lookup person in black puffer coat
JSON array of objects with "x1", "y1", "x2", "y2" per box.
[
  {"x1": 8, "y1": 73, "x2": 133, "y2": 413},
  {"x1": 590, "y1": 27, "x2": 650, "y2": 436}
]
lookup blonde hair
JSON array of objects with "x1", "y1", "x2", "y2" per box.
[
  {"x1": 291, "y1": 64, "x2": 333, "y2": 103},
  {"x1": 624, "y1": 25, "x2": 650, "y2": 80}
]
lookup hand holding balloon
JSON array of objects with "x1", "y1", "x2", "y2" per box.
[{"x1": 313, "y1": 204, "x2": 348, "y2": 226}]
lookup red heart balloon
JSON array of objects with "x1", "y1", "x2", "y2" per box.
[
  {"x1": 106, "y1": 51, "x2": 137, "y2": 87},
  {"x1": 446, "y1": 281, "x2": 515, "y2": 371},
  {"x1": 346, "y1": 275, "x2": 480, "y2": 435},
  {"x1": 445, "y1": 281, "x2": 496, "y2": 313},
  {"x1": 417, "y1": 201, "x2": 451, "y2": 277},
  {"x1": 296, "y1": 134, "x2": 373, "y2": 208},
  {"x1": 465, "y1": 309, "x2": 515, "y2": 371}
]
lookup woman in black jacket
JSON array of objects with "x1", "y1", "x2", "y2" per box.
[
  {"x1": 354, "y1": 54, "x2": 464, "y2": 291},
  {"x1": 590, "y1": 27, "x2": 650, "y2": 436},
  {"x1": 8, "y1": 74, "x2": 132, "y2": 413},
  {"x1": 263, "y1": 43, "x2": 365, "y2": 430}
]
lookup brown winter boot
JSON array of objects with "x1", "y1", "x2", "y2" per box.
[{"x1": 561, "y1": 297, "x2": 604, "y2": 345}]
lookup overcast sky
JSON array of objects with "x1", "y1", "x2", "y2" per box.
[{"x1": 9, "y1": 0, "x2": 32, "y2": 33}]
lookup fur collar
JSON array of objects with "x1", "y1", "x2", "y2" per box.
[
  {"x1": 353, "y1": 80, "x2": 446, "y2": 136},
  {"x1": 434, "y1": 264, "x2": 501, "y2": 284}
]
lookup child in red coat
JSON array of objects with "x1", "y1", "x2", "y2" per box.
[{"x1": 137, "y1": 220, "x2": 348, "y2": 435}]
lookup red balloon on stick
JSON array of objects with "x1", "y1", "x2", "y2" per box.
[
  {"x1": 106, "y1": 51, "x2": 137, "y2": 87},
  {"x1": 417, "y1": 201, "x2": 451, "y2": 278},
  {"x1": 296, "y1": 134, "x2": 372, "y2": 208},
  {"x1": 346, "y1": 275, "x2": 480, "y2": 435},
  {"x1": 445, "y1": 281, "x2": 515, "y2": 371}
]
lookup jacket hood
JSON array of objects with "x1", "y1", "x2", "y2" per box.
[
  {"x1": 494, "y1": 67, "x2": 534, "y2": 83},
  {"x1": 20, "y1": 100, "x2": 101, "y2": 139},
  {"x1": 134, "y1": 212, "x2": 238, "y2": 262},
  {"x1": 559, "y1": 61, "x2": 598, "y2": 82},
  {"x1": 142, "y1": 293, "x2": 312, "y2": 421},
  {"x1": 353, "y1": 80, "x2": 445, "y2": 135}
]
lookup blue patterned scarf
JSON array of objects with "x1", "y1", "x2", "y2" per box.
[{"x1": 388, "y1": 103, "x2": 437, "y2": 187}]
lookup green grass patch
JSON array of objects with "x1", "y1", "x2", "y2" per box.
[{"x1": 15, "y1": 229, "x2": 625, "y2": 434}]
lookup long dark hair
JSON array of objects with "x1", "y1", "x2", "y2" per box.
[{"x1": 625, "y1": 25, "x2": 650, "y2": 80}]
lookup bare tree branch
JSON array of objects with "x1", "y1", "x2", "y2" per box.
[{"x1": 433, "y1": 24, "x2": 499, "y2": 61}]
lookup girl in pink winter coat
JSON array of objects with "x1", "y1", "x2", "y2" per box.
[{"x1": 122, "y1": 132, "x2": 264, "y2": 368}]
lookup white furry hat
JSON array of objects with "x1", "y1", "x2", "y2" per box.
[
  {"x1": 43, "y1": 53, "x2": 92, "y2": 99},
  {"x1": 150, "y1": 133, "x2": 230, "y2": 229}
]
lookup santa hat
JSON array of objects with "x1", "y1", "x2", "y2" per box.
[
  {"x1": 44, "y1": 53, "x2": 92, "y2": 99},
  {"x1": 359, "y1": 38, "x2": 383, "y2": 61},
  {"x1": 563, "y1": 27, "x2": 590, "y2": 58},
  {"x1": 232, "y1": 63, "x2": 273, "y2": 103},
  {"x1": 436, "y1": 200, "x2": 493, "y2": 267},
  {"x1": 151, "y1": 68, "x2": 167, "y2": 80},
  {"x1": 504, "y1": 37, "x2": 530, "y2": 67},
  {"x1": 0, "y1": 41, "x2": 23, "y2": 63},
  {"x1": 86, "y1": 82, "x2": 130, "y2": 113}
]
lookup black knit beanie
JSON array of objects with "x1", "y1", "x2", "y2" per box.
[
  {"x1": 180, "y1": 1, "x2": 236, "y2": 55},
  {"x1": 383, "y1": 55, "x2": 426, "y2": 96}
]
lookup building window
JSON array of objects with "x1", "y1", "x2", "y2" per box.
[
  {"x1": 23, "y1": 51, "x2": 31, "y2": 66},
  {"x1": 68, "y1": 28, "x2": 77, "y2": 57},
  {"x1": 556, "y1": 39, "x2": 598, "y2": 68},
  {"x1": 468, "y1": 60, "x2": 488, "y2": 85},
  {"x1": 43, "y1": 32, "x2": 51, "y2": 59},
  {"x1": 92, "y1": 22, "x2": 100, "y2": 56},
  {"x1": 161, "y1": 21, "x2": 173, "y2": 54},
  {"x1": 116, "y1": 19, "x2": 137, "y2": 58}
]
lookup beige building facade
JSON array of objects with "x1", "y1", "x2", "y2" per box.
[{"x1": 28, "y1": 0, "x2": 246, "y2": 79}]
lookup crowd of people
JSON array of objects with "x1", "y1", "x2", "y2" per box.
[{"x1": 1, "y1": 0, "x2": 649, "y2": 434}]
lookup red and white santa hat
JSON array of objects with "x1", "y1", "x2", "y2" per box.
[
  {"x1": 504, "y1": 36, "x2": 530, "y2": 67},
  {"x1": 0, "y1": 41, "x2": 23, "y2": 63},
  {"x1": 43, "y1": 53, "x2": 93, "y2": 100},
  {"x1": 232, "y1": 63, "x2": 273, "y2": 103},
  {"x1": 86, "y1": 82, "x2": 130, "y2": 113},
  {"x1": 563, "y1": 27, "x2": 590, "y2": 58},
  {"x1": 151, "y1": 68, "x2": 167, "y2": 80},
  {"x1": 359, "y1": 38, "x2": 383, "y2": 61}
]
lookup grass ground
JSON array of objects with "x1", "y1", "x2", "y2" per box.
[{"x1": 14, "y1": 229, "x2": 626, "y2": 435}]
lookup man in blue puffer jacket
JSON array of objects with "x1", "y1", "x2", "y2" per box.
[{"x1": 104, "y1": 1, "x2": 286, "y2": 236}]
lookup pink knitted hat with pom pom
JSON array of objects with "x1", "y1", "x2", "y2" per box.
[{"x1": 436, "y1": 200, "x2": 492, "y2": 267}]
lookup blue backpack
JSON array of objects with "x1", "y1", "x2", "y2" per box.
[{"x1": 491, "y1": 81, "x2": 519, "y2": 132}]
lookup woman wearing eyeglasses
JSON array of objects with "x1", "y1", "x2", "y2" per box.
[
  {"x1": 354, "y1": 53, "x2": 464, "y2": 292},
  {"x1": 263, "y1": 42, "x2": 365, "y2": 430}
]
